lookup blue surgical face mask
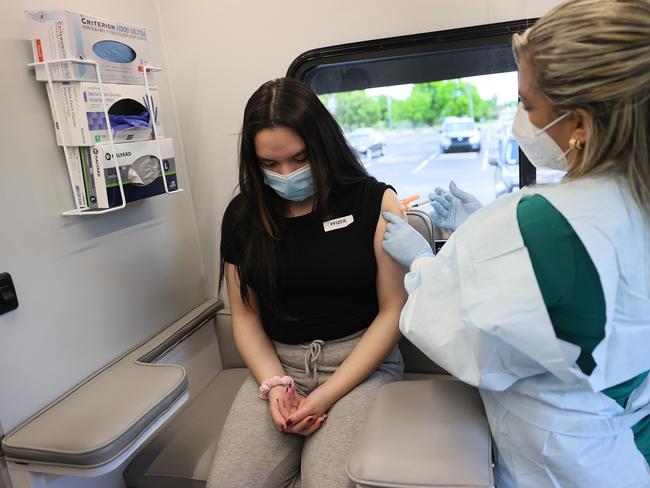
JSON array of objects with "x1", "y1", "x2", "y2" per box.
[{"x1": 262, "y1": 165, "x2": 315, "y2": 201}]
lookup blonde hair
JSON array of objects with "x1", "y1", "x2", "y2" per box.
[{"x1": 513, "y1": 0, "x2": 650, "y2": 218}]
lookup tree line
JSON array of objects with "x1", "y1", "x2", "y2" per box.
[{"x1": 320, "y1": 80, "x2": 502, "y2": 131}]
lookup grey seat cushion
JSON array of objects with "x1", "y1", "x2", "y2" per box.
[
  {"x1": 346, "y1": 380, "x2": 494, "y2": 488},
  {"x1": 124, "y1": 368, "x2": 248, "y2": 488},
  {"x1": 2, "y1": 363, "x2": 187, "y2": 468},
  {"x1": 2, "y1": 301, "x2": 223, "y2": 469}
]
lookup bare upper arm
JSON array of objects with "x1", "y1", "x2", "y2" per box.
[
  {"x1": 373, "y1": 187, "x2": 406, "y2": 253},
  {"x1": 373, "y1": 189, "x2": 407, "y2": 310}
]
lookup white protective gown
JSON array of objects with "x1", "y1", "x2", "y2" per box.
[{"x1": 401, "y1": 175, "x2": 650, "y2": 487}]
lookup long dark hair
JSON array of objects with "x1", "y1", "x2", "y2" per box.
[{"x1": 219, "y1": 78, "x2": 369, "y2": 315}]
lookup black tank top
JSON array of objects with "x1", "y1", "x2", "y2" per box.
[{"x1": 221, "y1": 177, "x2": 391, "y2": 344}]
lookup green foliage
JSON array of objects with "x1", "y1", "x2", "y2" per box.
[
  {"x1": 327, "y1": 79, "x2": 500, "y2": 130},
  {"x1": 330, "y1": 91, "x2": 383, "y2": 129}
]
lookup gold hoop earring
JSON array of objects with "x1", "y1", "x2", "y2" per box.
[{"x1": 569, "y1": 138, "x2": 584, "y2": 150}]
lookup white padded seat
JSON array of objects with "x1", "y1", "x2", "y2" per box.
[
  {"x1": 346, "y1": 380, "x2": 494, "y2": 488},
  {"x1": 124, "y1": 368, "x2": 248, "y2": 488},
  {"x1": 0, "y1": 301, "x2": 224, "y2": 470}
]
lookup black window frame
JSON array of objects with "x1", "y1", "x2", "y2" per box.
[{"x1": 286, "y1": 19, "x2": 538, "y2": 189}]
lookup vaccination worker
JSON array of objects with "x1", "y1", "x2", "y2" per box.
[
  {"x1": 208, "y1": 78, "x2": 406, "y2": 488},
  {"x1": 382, "y1": 0, "x2": 650, "y2": 486}
]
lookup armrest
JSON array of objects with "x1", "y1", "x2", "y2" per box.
[
  {"x1": 1, "y1": 298, "x2": 222, "y2": 468},
  {"x1": 2, "y1": 363, "x2": 187, "y2": 467},
  {"x1": 346, "y1": 379, "x2": 493, "y2": 488}
]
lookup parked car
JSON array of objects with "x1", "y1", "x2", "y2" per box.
[
  {"x1": 494, "y1": 107, "x2": 516, "y2": 143},
  {"x1": 440, "y1": 116, "x2": 481, "y2": 153},
  {"x1": 347, "y1": 128, "x2": 386, "y2": 158},
  {"x1": 492, "y1": 134, "x2": 520, "y2": 196},
  {"x1": 492, "y1": 134, "x2": 566, "y2": 197}
]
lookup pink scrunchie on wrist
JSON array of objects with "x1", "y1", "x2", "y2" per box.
[{"x1": 258, "y1": 375, "x2": 294, "y2": 400}]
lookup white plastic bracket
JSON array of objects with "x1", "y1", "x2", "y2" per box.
[
  {"x1": 27, "y1": 59, "x2": 182, "y2": 216},
  {"x1": 140, "y1": 65, "x2": 183, "y2": 196}
]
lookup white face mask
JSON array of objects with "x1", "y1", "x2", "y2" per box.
[{"x1": 511, "y1": 103, "x2": 572, "y2": 171}]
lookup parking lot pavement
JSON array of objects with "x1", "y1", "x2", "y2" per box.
[{"x1": 361, "y1": 130, "x2": 500, "y2": 206}]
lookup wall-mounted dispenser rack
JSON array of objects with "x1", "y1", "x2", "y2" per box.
[{"x1": 28, "y1": 58, "x2": 183, "y2": 216}]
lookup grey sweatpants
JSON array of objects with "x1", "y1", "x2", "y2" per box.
[{"x1": 207, "y1": 329, "x2": 404, "y2": 488}]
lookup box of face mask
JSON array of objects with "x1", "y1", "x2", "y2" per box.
[
  {"x1": 25, "y1": 10, "x2": 151, "y2": 85},
  {"x1": 46, "y1": 81, "x2": 163, "y2": 147},
  {"x1": 81, "y1": 138, "x2": 177, "y2": 209}
]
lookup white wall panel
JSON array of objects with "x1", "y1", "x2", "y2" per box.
[
  {"x1": 0, "y1": 0, "x2": 207, "y2": 433},
  {"x1": 488, "y1": 0, "x2": 565, "y2": 23}
]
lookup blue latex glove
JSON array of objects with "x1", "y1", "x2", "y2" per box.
[
  {"x1": 428, "y1": 181, "x2": 483, "y2": 231},
  {"x1": 382, "y1": 211, "x2": 433, "y2": 268},
  {"x1": 109, "y1": 111, "x2": 150, "y2": 135}
]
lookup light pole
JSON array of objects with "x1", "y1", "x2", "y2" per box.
[
  {"x1": 386, "y1": 94, "x2": 392, "y2": 128},
  {"x1": 455, "y1": 83, "x2": 475, "y2": 121},
  {"x1": 465, "y1": 84, "x2": 475, "y2": 121}
]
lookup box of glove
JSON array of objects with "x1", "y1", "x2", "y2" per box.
[
  {"x1": 46, "y1": 82, "x2": 163, "y2": 146},
  {"x1": 68, "y1": 138, "x2": 177, "y2": 209},
  {"x1": 25, "y1": 10, "x2": 151, "y2": 85}
]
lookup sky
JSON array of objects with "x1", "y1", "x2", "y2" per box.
[{"x1": 365, "y1": 71, "x2": 518, "y2": 104}]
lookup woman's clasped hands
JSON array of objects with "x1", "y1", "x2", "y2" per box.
[{"x1": 267, "y1": 383, "x2": 329, "y2": 437}]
